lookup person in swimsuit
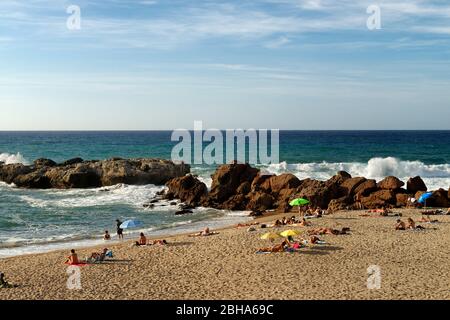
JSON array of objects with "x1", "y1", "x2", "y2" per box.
[
  {"x1": 139, "y1": 233, "x2": 147, "y2": 245},
  {"x1": 104, "y1": 230, "x2": 111, "y2": 240},
  {"x1": 66, "y1": 249, "x2": 80, "y2": 265},
  {"x1": 407, "y1": 218, "x2": 425, "y2": 230},
  {"x1": 116, "y1": 219, "x2": 124, "y2": 240},
  {"x1": 395, "y1": 219, "x2": 406, "y2": 230}
]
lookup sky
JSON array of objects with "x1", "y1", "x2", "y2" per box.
[{"x1": 0, "y1": 0, "x2": 450, "y2": 130}]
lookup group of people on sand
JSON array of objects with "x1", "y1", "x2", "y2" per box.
[
  {"x1": 395, "y1": 218, "x2": 426, "y2": 231},
  {"x1": 133, "y1": 232, "x2": 168, "y2": 247},
  {"x1": 299, "y1": 206, "x2": 326, "y2": 217},
  {"x1": 189, "y1": 227, "x2": 220, "y2": 237},
  {"x1": 66, "y1": 248, "x2": 113, "y2": 265},
  {"x1": 274, "y1": 216, "x2": 313, "y2": 227},
  {"x1": 366, "y1": 207, "x2": 401, "y2": 217},
  {"x1": 257, "y1": 235, "x2": 325, "y2": 253},
  {"x1": 307, "y1": 227, "x2": 351, "y2": 236}
]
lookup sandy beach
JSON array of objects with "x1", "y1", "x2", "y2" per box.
[{"x1": 0, "y1": 208, "x2": 449, "y2": 300}]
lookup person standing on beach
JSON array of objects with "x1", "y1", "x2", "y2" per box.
[{"x1": 116, "y1": 219, "x2": 124, "y2": 240}]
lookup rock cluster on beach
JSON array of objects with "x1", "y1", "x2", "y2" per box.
[
  {"x1": 0, "y1": 158, "x2": 190, "y2": 189},
  {"x1": 164, "y1": 163, "x2": 450, "y2": 212}
]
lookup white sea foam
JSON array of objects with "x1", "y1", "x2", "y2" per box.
[
  {"x1": 0, "y1": 152, "x2": 29, "y2": 165},
  {"x1": 261, "y1": 157, "x2": 450, "y2": 191},
  {"x1": 19, "y1": 184, "x2": 166, "y2": 209}
]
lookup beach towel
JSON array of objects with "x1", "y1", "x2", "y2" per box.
[{"x1": 65, "y1": 262, "x2": 88, "y2": 267}]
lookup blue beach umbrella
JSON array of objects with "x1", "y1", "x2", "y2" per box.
[
  {"x1": 120, "y1": 219, "x2": 143, "y2": 229},
  {"x1": 418, "y1": 192, "x2": 433, "y2": 207}
]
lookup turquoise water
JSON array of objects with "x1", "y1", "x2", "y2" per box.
[{"x1": 1, "y1": 131, "x2": 450, "y2": 257}]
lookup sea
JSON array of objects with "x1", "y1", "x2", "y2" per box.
[{"x1": 1, "y1": 131, "x2": 449, "y2": 258}]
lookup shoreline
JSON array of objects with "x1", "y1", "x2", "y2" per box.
[{"x1": 1, "y1": 208, "x2": 449, "y2": 300}]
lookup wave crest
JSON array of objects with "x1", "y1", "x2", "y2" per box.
[{"x1": 0, "y1": 152, "x2": 29, "y2": 165}]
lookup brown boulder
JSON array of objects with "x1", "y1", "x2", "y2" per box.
[
  {"x1": 295, "y1": 179, "x2": 339, "y2": 209},
  {"x1": 165, "y1": 175, "x2": 207, "y2": 207},
  {"x1": 0, "y1": 164, "x2": 33, "y2": 184},
  {"x1": 354, "y1": 179, "x2": 378, "y2": 198},
  {"x1": 251, "y1": 174, "x2": 274, "y2": 192},
  {"x1": 427, "y1": 189, "x2": 450, "y2": 208},
  {"x1": 246, "y1": 192, "x2": 275, "y2": 212},
  {"x1": 236, "y1": 181, "x2": 251, "y2": 195},
  {"x1": 395, "y1": 193, "x2": 410, "y2": 207},
  {"x1": 378, "y1": 176, "x2": 404, "y2": 190},
  {"x1": 406, "y1": 176, "x2": 427, "y2": 194},
  {"x1": 208, "y1": 163, "x2": 259, "y2": 203},
  {"x1": 361, "y1": 190, "x2": 396, "y2": 209},
  {"x1": 340, "y1": 177, "x2": 367, "y2": 197},
  {"x1": 33, "y1": 158, "x2": 57, "y2": 168},
  {"x1": 328, "y1": 196, "x2": 350, "y2": 212},
  {"x1": 327, "y1": 171, "x2": 352, "y2": 185},
  {"x1": 220, "y1": 194, "x2": 248, "y2": 210},
  {"x1": 259, "y1": 173, "x2": 301, "y2": 194}
]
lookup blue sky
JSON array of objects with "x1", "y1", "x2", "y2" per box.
[{"x1": 0, "y1": 0, "x2": 449, "y2": 130}]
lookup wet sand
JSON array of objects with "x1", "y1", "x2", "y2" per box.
[{"x1": 0, "y1": 209, "x2": 449, "y2": 300}]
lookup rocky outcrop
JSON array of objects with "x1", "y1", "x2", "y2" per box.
[
  {"x1": 165, "y1": 175, "x2": 207, "y2": 206},
  {"x1": 378, "y1": 176, "x2": 405, "y2": 190},
  {"x1": 407, "y1": 176, "x2": 427, "y2": 194},
  {"x1": 0, "y1": 158, "x2": 190, "y2": 189},
  {"x1": 361, "y1": 190, "x2": 396, "y2": 209},
  {"x1": 427, "y1": 189, "x2": 450, "y2": 208},
  {"x1": 161, "y1": 163, "x2": 447, "y2": 213},
  {"x1": 354, "y1": 179, "x2": 378, "y2": 198},
  {"x1": 205, "y1": 163, "x2": 259, "y2": 206}
]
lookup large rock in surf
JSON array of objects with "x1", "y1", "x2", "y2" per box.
[
  {"x1": 0, "y1": 158, "x2": 190, "y2": 189},
  {"x1": 205, "y1": 163, "x2": 259, "y2": 205},
  {"x1": 361, "y1": 190, "x2": 396, "y2": 209},
  {"x1": 407, "y1": 176, "x2": 427, "y2": 194},
  {"x1": 377, "y1": 176, "x2": 405, "y2": 190},
  {"x1": 165, "y1": 175, "x2": 207, "y2": 207},
  {"x1": 427, "y1": 189, "x2": 450, "y2": 208}
]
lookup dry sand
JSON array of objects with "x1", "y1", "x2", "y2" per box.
[{"x1": 0, "y1": 209, "x2": 449, "y2": 300}]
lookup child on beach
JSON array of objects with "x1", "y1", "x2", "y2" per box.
[{"x1": 104, "y1": 230, "x2": 111, "y2": 240}]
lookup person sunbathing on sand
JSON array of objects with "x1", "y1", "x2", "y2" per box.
[
  {"x1": 189, "y1": 227, "x2": 219, "y2": 237},
  {"x1": 89, "y1": 248, "x2": 109, "y2": 262},
  {"x1": 420, "y1": 216, "x2": 438, "y2": 223},
  {"x1": 257, "y1": 240, "x2": 289, "y2": 253},
  {"x1": 237, "y1": 222, "x2": 259, "y2": 228},
  {"x1": 151, "y1": 239, "x2": 168, "y2": 245},
  {"x1": 65, "y1": 249, "x2": 80, "y2": 265},
  {"x1": 299, "y1": 218, "x2": 311, "y2": 227},
  {"x1": 407, "y1": 218, "x2": 425, "y2": 230},
  {"x1": 395, "y1": 219, "x2": 406, "y2": 230},
  {"x1": 308, "y1": 227, "x2": 350, "y2": 236}
]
